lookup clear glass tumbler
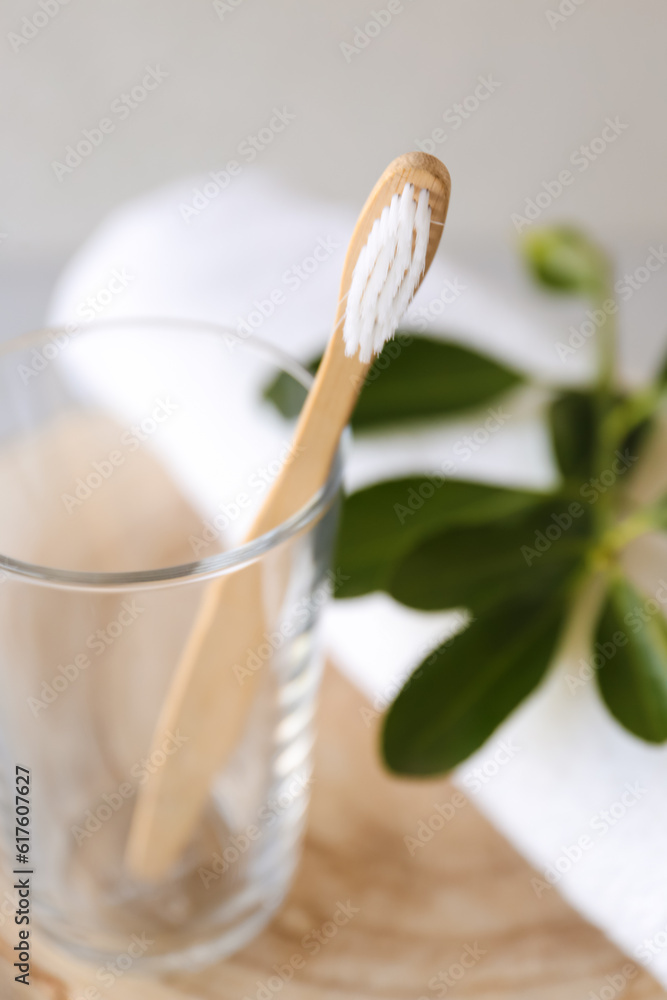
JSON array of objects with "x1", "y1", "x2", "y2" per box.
[{"x1": 0, "y1": 318, "x2": 341, "y2": 971}]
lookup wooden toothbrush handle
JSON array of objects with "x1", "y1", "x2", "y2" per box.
[
  {"x1": 126, "y1": 152, "x2": 451, "y2": 882},
  {"x1": 125, "y1": 329, "x2": 368, "y2": 880}
]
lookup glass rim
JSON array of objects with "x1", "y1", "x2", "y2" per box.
[{"x1": 0, "y1": 316, "x2": 344, "y2": 592}]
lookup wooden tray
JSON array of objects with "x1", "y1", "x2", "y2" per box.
[{"x1": 1, "y1": 665, "x2": 663, "y2": 999}]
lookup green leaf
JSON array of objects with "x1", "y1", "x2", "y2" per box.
[
  {"x1": 620, "y1": 415, "x2": 653, "y2": 466},
  {"x1": 596, "y1": 576, "x2": 667, "y2": 742},
  {"x1": 522, "y1": 226, "x2": 610, "y2": 296},
  {"x1": 549, "y1": 391, "x2": 596, "y2": 482},
  {"x1": 352, "y1": 336, "x2": 522, "y2": 429},
  {"x1": 263, "y1": 334, "x2": 523, "y2": 430},
  {"x1": 388, "y1": 499, "x2": 591, "y2": 613},
  {"x1": 335, "y1": 479, "x2": 545, "y2": 599},
  {"x1": 383, "y1": 593, "x2": 567, "y2": 775},
  {"x1": 657, "y1": 347, "x2": 667, "y2": 389}
]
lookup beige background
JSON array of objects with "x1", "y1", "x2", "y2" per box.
[{"x1": 0, "y1": 0, "x2": 665, "y2": 330}]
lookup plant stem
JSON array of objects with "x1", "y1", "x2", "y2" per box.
[
  {"x1": 601, "y1": 496, "x2": 667, "y2": 555},
  {"x1": 596, "y1": 283, "x2": 616, "y2": 401},
  {"x1": 591, "y1": 269, "x2": 618, "y2": 535},
  {"x1": 602, "y1": 384, "x2": 667, "y2": 459},
  {"x1": 555, "y1": 568, "x2": 609, "y2": 663}
]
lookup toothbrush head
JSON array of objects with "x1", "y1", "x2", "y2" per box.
[{"x1": 341, "y1": 154, "x2": 450, "y2": 365}]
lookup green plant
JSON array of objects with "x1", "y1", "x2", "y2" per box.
[{"x1": 264, "y1": 226, "x2": 667, "y2": 776}]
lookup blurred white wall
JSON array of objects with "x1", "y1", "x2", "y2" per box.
[{"x1": 0, "y1": 0, "x2": 665, "y2": 326}]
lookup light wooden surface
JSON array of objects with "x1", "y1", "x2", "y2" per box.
[
  {"x1": 128, "y1": 151, "x2": 452, "y2": 881},
  {"x1": 3, "y1": 664, "x2": 664, "y2": 1000},
  {"x1": 0, "y1": 392, "x2": 661, "y2": 998}
]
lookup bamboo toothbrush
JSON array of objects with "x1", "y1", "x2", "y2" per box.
[{"x1": 126, "y1": 152, "x2": 451, "y2": 881}]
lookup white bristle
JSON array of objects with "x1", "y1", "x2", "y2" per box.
[{"x1": 343, "y1": 184, "x2": 431, "y2": 364}]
